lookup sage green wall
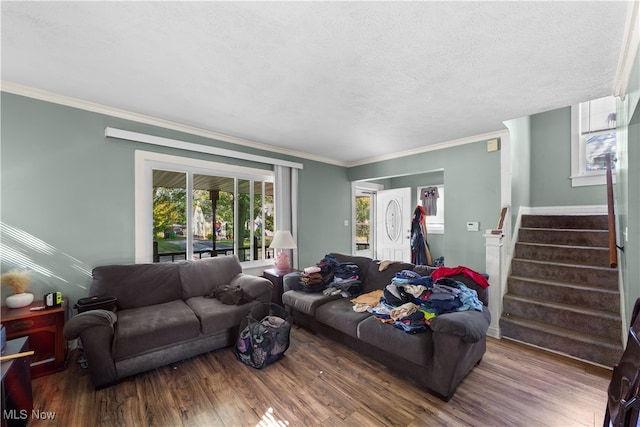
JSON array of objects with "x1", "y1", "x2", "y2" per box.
[
  {"x1": 616, "y1": 44, "x2": 640, "y2": 322},
  {"x1": 530, "y1": 107, "x2": 608, "y2": 207},
  {"x1": 0, "y1": 93, "x2": 346, "y2": 304},
  {"x1": 1, "y1": 94, "x2": 137, "y2": 303},
  {"x1": 348, "y1": 141, "x2": 501, "y2": 273},
  {"x1": 296, "y1": 160, "x2": 352, "y2": 267},
  {"x1": 621, "y1": 103, "x2": 640, "y2": 322},
  {"x1": 505, "y1": 115, "x2": 531, "y2": 230}
]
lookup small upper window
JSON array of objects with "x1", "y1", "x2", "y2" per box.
[
  {"x1": 416, "y1": 185, "x2": 444, "y2": 234},
  {"x1": 571, "y1": 96, "x2": 617, "y2": 187}
]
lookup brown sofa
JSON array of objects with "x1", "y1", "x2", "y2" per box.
[
  {"x1": 282, "y1": 253, "x2": 491, "y2": 401},
  {"x1": 63, "y1": 255, "x2": 272, "y2": 388}
]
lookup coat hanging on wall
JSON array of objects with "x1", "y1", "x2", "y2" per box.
[{"x1": 410, "y1": 205, "x2": 433, "y2": 266}]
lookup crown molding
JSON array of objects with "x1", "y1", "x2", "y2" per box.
[
  {"x1": 2, "y1": 81, "x2": 508, "y2": 169},
  {"x1": 613, "y1": 0, "x2": 639, "y2": 98},
  {"x1": 0, "y1": 81, "x2": 344, "y2": 166},
  {"x1": 346, "y1": 128, "x2": 510, "y2": 167}
]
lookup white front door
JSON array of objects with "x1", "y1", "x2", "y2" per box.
[{"x1": 375, "y1": 187, "x2": 411, "y2": 262}]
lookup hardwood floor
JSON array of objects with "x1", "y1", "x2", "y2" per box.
[{"x1": 29, "y1": 326, "x2": 611, "y2": 427}]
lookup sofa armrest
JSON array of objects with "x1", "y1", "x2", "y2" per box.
[
  {"x1": 429, "y1": 306, "x2": 491, "y2": 343},
  {"x1": 63, "y1": 309, "x2": 117, "y2": 339},
  {"x1": 283, "y1": 272, "x2": 303, "y2": 292},
  {"x1": 63, "y1": 309, "x2": 118, "y2": 388},
  {"x1": 230, "y1": 273, "x2": 273, "y2": 303}
]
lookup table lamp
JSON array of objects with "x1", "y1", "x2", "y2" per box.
[{"x1": 269, "y1": 230, "x2": 297, "y2": 272}]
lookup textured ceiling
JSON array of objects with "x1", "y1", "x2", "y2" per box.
[{"x1": 0, "y1": 1, "x2": 631, "y2": 166}]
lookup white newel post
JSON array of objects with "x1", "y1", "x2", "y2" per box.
[{"x1": 484, "y1": 232, "x2": 504, "y2": 338}]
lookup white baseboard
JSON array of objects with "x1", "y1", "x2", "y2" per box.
[{"x1": 487, "y1": 326, "x2": 501, "y2": 339}]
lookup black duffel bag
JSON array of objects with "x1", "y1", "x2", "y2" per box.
[{"x1": 74, "y1": 295, "x2": 118, "y2": 313}]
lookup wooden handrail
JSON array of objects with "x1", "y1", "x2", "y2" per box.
[{"x1": 606, "y1": 153, "x2": 618, "y2": 268}]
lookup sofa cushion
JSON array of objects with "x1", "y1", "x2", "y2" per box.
[
  {"x1": 357, "y1": 316, "x2": 433, "y2": 366},
  {"x1": 314, "y1": 298, "x2": 372, "y2": 338},
  {"x1": 91, "y1": 263, "x2": 182, "y2": 310},
  {"x1": 186, "y1": 296, "x2": 258, "y2": 335},
  {"x1": 362, "y1": 260, "x2": 415, "y2": 294},
  {"x1": 328, "y1": 253, "x2": 414, "y2": 294},
  {"x1": 230, "y1": 274, "x2": 273, "y2": 302},
  {"x1": 282, "y1": 290, "x2": 341, "y2": 316},
  {"x1": 113, "y1": 300, "x2": 200, "y2": 361},
  {"x1": 179, "y1": 255, "x2": 243, "y2": 299}
]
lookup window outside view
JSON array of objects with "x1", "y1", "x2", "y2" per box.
[
  {"x1": 152, "y1": 170, "x2": 274, "y2": 263},
  {"x1": 580, "y1": 96, "x2": 617, "y2": 172},
  {"x1": 355, "y1": 194, "x2": 371, "y2": 251}
]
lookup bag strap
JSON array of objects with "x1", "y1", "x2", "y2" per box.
[{"x1": 268, "y1": 303, "x2": 290, "y2": 322}]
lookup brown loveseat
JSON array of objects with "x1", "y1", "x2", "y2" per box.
[
  {"x1": 63, "y1": 255, "x2": 272, "y2": 388},
  {"x1": 282, "y1": 253, "x2": 491, "y2": 401}
]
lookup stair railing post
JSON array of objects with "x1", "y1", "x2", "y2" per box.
[{"x1": 484, "y1": 231, "x2": 505, "y2": 338}]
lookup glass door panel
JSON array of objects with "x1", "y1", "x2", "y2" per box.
[
  {"x1": 152, "y1": 170, "x2": 187, "y2": 262},
  {"x1": 355, "y1": 191, "x2": 373, "y2": 258},
  {"x1": 238, "y1": 179, "x2": 251, "y2": 261}
]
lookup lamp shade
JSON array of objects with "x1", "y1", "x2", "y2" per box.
[{"x1": 269, "y1": 230, "x2": 297, "y2": 249}]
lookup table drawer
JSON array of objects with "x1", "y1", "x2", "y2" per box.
[{"x1": 6, "y1": 314, "x2": 57, "y2": 333}]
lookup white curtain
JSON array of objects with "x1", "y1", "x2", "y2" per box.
[{"x1": 274, "y1": 165, "x2": 298, "y2": 268}]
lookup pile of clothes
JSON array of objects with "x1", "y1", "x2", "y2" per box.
[
  {"x1": 322, "y1": 262, "x2": 362, "y2": 297},
  {"x1": 351, "y1": 268, "x2": 486, "y2": 334},
  {"x1": 299, "y1": 254, "x2": 363, "y2": 297}
]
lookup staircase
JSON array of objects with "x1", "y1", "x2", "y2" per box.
[{"x1": 500, "y1": 214, "x2": 624, "y2": 367}]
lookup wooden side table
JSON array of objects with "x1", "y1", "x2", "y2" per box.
[
  {"x1": 262, "y1": 268, "x2": 297, "y2": 306},
  {"x1": 1, "y1": 336, "x2": 33, "y2": 427},
  {"x1": 1, "y1": 299, "x2": 68, "y2": 378}
]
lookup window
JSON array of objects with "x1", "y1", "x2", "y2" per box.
[
  {"x1": 571, "y1": 96, "x2": 617, "y2": 187},
  {"x1": 416, "y1": 185, "x2": 444, "y2": 234},
  {"x1": 136, "y1": 151, "x2": 275, "y2": 264}
]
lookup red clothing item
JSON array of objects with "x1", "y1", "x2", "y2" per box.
[{"x1": 431, "y1": 266, "x2": 490, "y2": 289}]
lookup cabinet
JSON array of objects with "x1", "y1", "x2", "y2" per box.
[
  {"x1": 1, "y1": 337, "x2": 32, "y2": 427},
  {"x1": 1, "y1": 299, "x2": 68, "y2": 378},
  {"x1": 262, "y1": 268, "x2": 296, "y2": 306}
]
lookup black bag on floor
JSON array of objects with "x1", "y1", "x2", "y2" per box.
[{"x1": 235, "y1": 303, "x2": 291, "y2": 369}]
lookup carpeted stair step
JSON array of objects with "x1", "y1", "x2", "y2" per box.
[
  {"x1": 511, "y1": 258, "x2": 618, "y2": 289},
  {"x1": 518, "y1": 228, "x2": 609, "y2": 247},
  {"x1": 504, "y1": 214, "x2": 621, "y2": 367},
  {"x1": 514, "y1": 242, "x2": 610, "y2": 267},
  {"x1": 521, "y1": 214, "x2": 608, "y2": 230},
  {"x1": 502, "y1": 294, "x2": 621, "y2": 341},
  {"x1": 507, "y1": 276, "x2": 620, "y2": 314},
  {"x1": 500, "y1": 314, "x2": 623, "y2": 367}
]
